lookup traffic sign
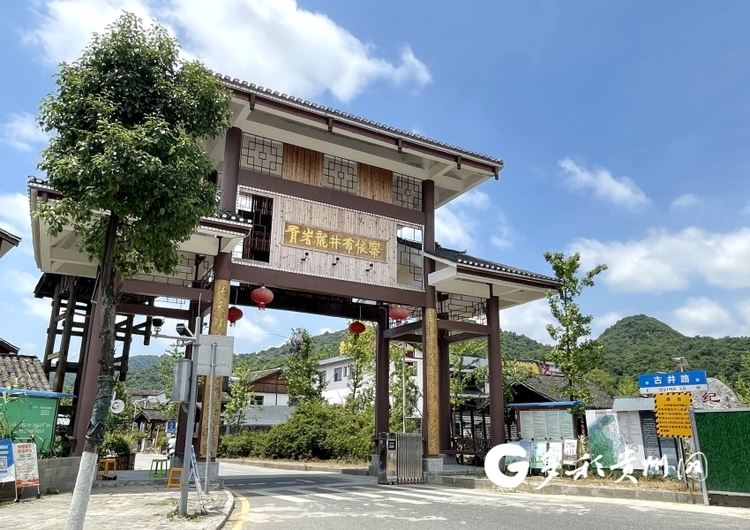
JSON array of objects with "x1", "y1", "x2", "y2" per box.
[
  {"x1": 638, "y1": 370, "x2": 707, "y2": 395},
  {"x1": 654, "y1": 392, "x2": 693, "y2": 437},
  {"x1": 166, "y1": 420, "x2": 177, "y2": 434}
]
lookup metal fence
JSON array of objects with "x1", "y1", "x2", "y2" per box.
[{"x1": 395, "y1": 432, "x2": 423, "y2": 484}]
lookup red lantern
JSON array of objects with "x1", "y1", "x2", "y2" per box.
[
  {"x1": 227, "y1": 306, "x2": 243, "y2": 327},
  {"x1": 389, "y1": 306, "x2": 409, "y2": 324},
  {"x1": 349, "y1": 320, "x2": 366, "y2": 340},
  {"x1": 250, "y1": 286, "x2": 274, "y2": 311}
]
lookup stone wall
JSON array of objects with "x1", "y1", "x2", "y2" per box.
[{"x1": 38, "y1": 456, "x2": 81, "y2": 493}]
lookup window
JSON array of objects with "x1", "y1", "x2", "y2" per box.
[
  {"x1": 249, "y1": 395, "x2": 264, "y2": 405},
  {"x1": 343, "y1": 366, "x2": 348, "y2": 377},
  {"x1": 317, "y1": 370, "x2": 327, "y2": 384},
  {"x1": 334, "y1": 367, "x2": 343, "y2": 382},
  {"x1": 406, "y1": 361, "x2": 417, "y2": 377}
]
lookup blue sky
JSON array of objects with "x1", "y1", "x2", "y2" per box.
[{"x1": 2, "y1": 1, "x2": 750, "y2": 361}]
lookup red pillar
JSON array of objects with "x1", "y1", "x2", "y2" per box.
[
  {"x1": 487, "y1": 293, "x2": 505, "y2": 446},
  {"x1": 220, "y1": 127, "x2": 242, "y2": 212},
  {"x1": 375, "y1": 306, "x2": 390, "y2": 445}
]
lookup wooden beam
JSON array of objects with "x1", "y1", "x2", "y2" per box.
[
  {"x1": 437, "y1": 319, "x2": 490, "y2": 335},
  {"x1": 117, "y1": 302, "x2": 191, "y2": 321},
  {"x1": 383, "y1": 320, "x2": 423, "y2": 340},
  {"x1": 446, "y1": 331, "x2": 487, "y2": 344},
  {"x1": 121, "y1": 279, "x2": 213, "y2": 303}
]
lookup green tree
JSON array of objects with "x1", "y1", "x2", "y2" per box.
[
  {"x1": 156, "y1": 343, "x2": 183, "y2": 396},
  {"x1": 283, "y1": 329, "x2": 326, "y2": 405},
  {"x1": 616, "y1": 376, "x2": 641, "y2": 397},
  {"x1": 735, "y1": 351, "x2": 750, "y2": 405},
  {"x1": 389, "y1": 343, "x2": 421, "y2": 433},
  {"x1": 35, "y1": 14, "x2": 230, "y2": 528},
  {"x1": 586, "y1": 368, "x2": 617, "y2": 397},
  {"x1": 105, "y1": 381, "x2": 134, "y2": 433},
  {"x1": 544, "y1": 251, "x2": 608, "y2": 415},
  {"x1": 224, "y1": 358, "x2": 255, "y2": 432},
  {"x1": 339, "y1": 323, "x2": 376, "y2": 413}
]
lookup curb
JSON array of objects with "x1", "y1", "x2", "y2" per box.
[
  {"x1": 214, "y1": 489, "x2": 235, "y2": 530},
  {"x1": 430, "y1": 474, "x2": 703, "y2": 504}
]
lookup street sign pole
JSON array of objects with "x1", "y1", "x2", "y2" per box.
[
  {"x1": 179, "y1": 316, "x2": 201, "y2": 517},
  {"x1": 204, "y1": 342, "x2": 217, "y2": 494}
]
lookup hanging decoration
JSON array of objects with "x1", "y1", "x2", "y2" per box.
[
  {"x1": 348, "y1": 320, "x2": 366, "y2": 340},
  {"x1": 227, "y1": 306, "x2": 243, "y2": 326},
  {"x1": 250, "y1": 286, "x2": 274, "y2": 311},
  {"x1": 389, "y1": 306, "x2": 409, "y2": 324}
]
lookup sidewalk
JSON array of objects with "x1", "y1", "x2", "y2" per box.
[{"x1": 0, "y1": 485, "x2": 233, "y2": 530}]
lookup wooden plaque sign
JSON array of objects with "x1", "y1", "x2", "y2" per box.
[{"x1": 282, "y1": 221, "x2": 387, "y2": 262}]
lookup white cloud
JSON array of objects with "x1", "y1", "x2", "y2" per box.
[
  {"x1": 0, "y1": 193, "x2": 32, "y2": 236},
  {"x1": 228, "y1": 318, "x2": 268, "y2": 343},
  {"x1": 435, "y1": 190, "x2": 516, "y2": 250},
  {"x1": 1, "y1": 112, "x2": 49, "y2": 152},
  {"x1": 23, "y1": 297, "x2": 51, "y2": 320},
  {"x1": 592, "y1": 311, "x2": 623, "y2": 336},
  {"x1": 571, "y1": 226, "x2": 750, "y2": 293},
  {"x1": 559, "y1": 157, "x2": 650, "y2": 210},
  {"x1": 319, "y1": 327, "x2": 334, "y2": 335},
  {"x1": 671, "y1": 297, "x2": 737, "y2": 338},
  {"x1": 25, "y1": 0, "x2": 431, "y2": 103},
  {"x1": 670, "y1": 193, "x2": 701, "y2": 209},
  {"x1": 734, "y1": 298, "x2": 750, "y2": 327},
  {"x1": 1, "y1": 270, "x2": 39, "y2": 295},
  {"x1": 500, "y1": 299, "x2": 555, "y2": 345}
]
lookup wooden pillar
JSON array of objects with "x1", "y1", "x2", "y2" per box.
[
  {"x1": 487, "y1": 292, "x2": 505, "y2": 446},
  {"x1": 421, "y1": 179, "x2": 439, "y2": 457},
  {"x1": 71, "y1": 281, "x2": 103, "y2": 456},
  {"x1": 375, "y1": 307, "x2": 390, "y2": 444},
  {"x1": 42, "y1": 280, "x2": 63, "y2": 374},
  {"x1": 53, "y1": 279, "x2": 78, "y2": 392},
  {"x1": 438, "y1": 329, "x2": 451, "y2": 453},
  {"x1": 220, "y1": 127, "x2": 242, "y2": 212},
  {"x1": 199, "y1": 252, "x2": 231, "y2": 459}
]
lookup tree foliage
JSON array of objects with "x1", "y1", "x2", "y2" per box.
[
  {"x1": 735, "y1": 351, "x2": 750, "y2": 405},
  {"x1": 544, "y1": 251, "x2": 608, "y2": 413},
  {"x1": 339, "y1": 323, "x2": 376, "y2": 413},
  {"x1": 283, "y1": 328, "x2": 327, "y2": 405},
  {"x1": 225, "y1": 357, "x2": 255, "y2": 432}
]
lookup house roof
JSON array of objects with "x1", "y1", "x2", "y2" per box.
[
  {"x1": 0, "y1": 227, "x2": 21, "y2": 260},
  {"x1": 318, "y1": 356, "x2": 351, "y2": 367},
  {"x1": 0, "y1": 353, "x2": 52, "y2": 392},
  {"x1": 0, "y1": 337, "x2": 20, "y2": 355},
  {"x1": 134, "y1": 409, "x2": 169, "y2": 423},
  {"x1": 430, "y1": 243, "x2": 560, "y2": 286},
  {"x1": 516, "y1": 375, "x2": 613, "y2": 410},
  {"x1": 243, "y1": 405, "x2": 295, "y2": 427},
  {"x1": 248, "y1": 367, "x2": 282, "y2": 385},
  {"x1": 218, "y1": 75, "x2": 503, "y2": 171}
]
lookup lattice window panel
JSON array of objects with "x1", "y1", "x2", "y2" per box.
[
  {"x1": 392, "y1": 173, "x2": 422, "y2": 211},
  {"x1": 397, "y1": 240, "x2": 423, "y2": 289},
  {"x1": 322, "y1": 155, "x2": 358, "y2": 194},
  {"x1": 240, "y1": 133, "x2": 283, "y2": 176},
  {"x1": 439, "y1": 293, "x2": 487, "y2": 323}
]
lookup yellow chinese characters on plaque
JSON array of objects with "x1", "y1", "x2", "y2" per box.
[{"x1": 283, "y1": 222, "x2": 387, "y2": 262}]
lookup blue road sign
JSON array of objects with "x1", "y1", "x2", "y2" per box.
[
  {"x1": 638, "y1": 370, "x2": 708, "y2": 395},
  {"x1": 166, "y1": 420, "x2": 177, "y2": 434}
]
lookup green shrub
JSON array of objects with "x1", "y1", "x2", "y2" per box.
[
  {"x1": 100, "y1": 432, "x2": 132, "y2": 455},
  {"x1": 219, "y1": 430, "x2": 267, "y2": 458}
]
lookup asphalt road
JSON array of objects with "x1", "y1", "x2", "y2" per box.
[{"x1": 220, "y1": 462, "x2": 750, "y2": 530}]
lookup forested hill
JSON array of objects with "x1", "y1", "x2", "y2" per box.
[
  {"x1": 598, "y1": 314, "x2": 750, "y2": 382},
  {"x1": 121, "y1": 314, "x2": 750, "y2": 391}
]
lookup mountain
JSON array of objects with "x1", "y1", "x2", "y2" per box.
[
  {"x1": 123, "y1": 355, "x2": 162, "y2": 390},
  {"x1": 598, "y1": 314, "x2": 750, "y2": 382}
]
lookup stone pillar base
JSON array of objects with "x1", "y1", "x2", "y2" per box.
[{"x1": 422, "y1": 456, "x2": 444, "y2": 474}]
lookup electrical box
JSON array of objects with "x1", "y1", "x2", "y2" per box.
[{"x1": 172, "y1": 359, "x2": 191, "y2": 402}]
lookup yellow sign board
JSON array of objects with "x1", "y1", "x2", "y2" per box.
[
  {"x1": 282, "y1": 222, "x2": 387, "y2": 262},
  {"x1": 654, "y1": 392, "x2": 693, "y2": 438}
]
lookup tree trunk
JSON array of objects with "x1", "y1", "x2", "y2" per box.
[{"x1": 66, "y1": 213, "x2": 119, "y2": 530}]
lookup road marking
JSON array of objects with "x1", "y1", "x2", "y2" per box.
[
  {"x1": 345, "y1": 490, "x2": 384, "y2": 499},
  {"x1": 269, "y1": 494, "x2": 311, "y2": 504},
  {"x1": 227, "y1": 488, "x2": 250, "y2": 530},
  {"x1": 386, "y1": 496, "x2": 431, "y2": 505}
]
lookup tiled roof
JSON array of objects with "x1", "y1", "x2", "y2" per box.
[
  {"x1": 0, "y1": 338, "x2": 20, "y2": 355},
  {"x1": 517, "y1": 375, "x2": 613, "y2": 410},
  {"x1": 243, "y1": 405, "x2": 295, "y2": 427},
  {"x1": 432, "y1": 244, "x2": 560, "y2": 284},
  {"x1": 217, "y1": 74, "x2": 503, "y2": 169},
  {"x1": 133, "y1": 409, "x2": 170, "y2": 423},
  {"x1": 247, "y1": 368, "x2": 282, "y2": 385},
  {"x1": 28, "y1": 176, "x2": 252, "y2": 228},
  {"x1": 0, "y1": 354, "x2": 52, "y2": 392},
  {"x1": 0, "y1": 227, "x2": 21, "y2": 247}
]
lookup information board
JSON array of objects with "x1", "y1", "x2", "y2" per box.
[
  {"x1": 0, "y1": 439, "x2": 15, "y2": 483},
  {"x1": 13, "y1": 442, "x2": 39, "y2": 488},
  {"x1": 518, "y1": 409, "x2": 575, "y2": 441},
  {"x1": 654, "y1": 392, "x2": 693, "y2": 437},
  {"x1": 0, "y1": 397, "x2": 58, "y2": 453}
]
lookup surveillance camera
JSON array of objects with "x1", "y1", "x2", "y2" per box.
[
  {"x1": 152, "y1": 317, "x2": 164, "y2": 334},
  {"x1": 176, "y1": 323, "x2": 194, "y2": 338}
]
